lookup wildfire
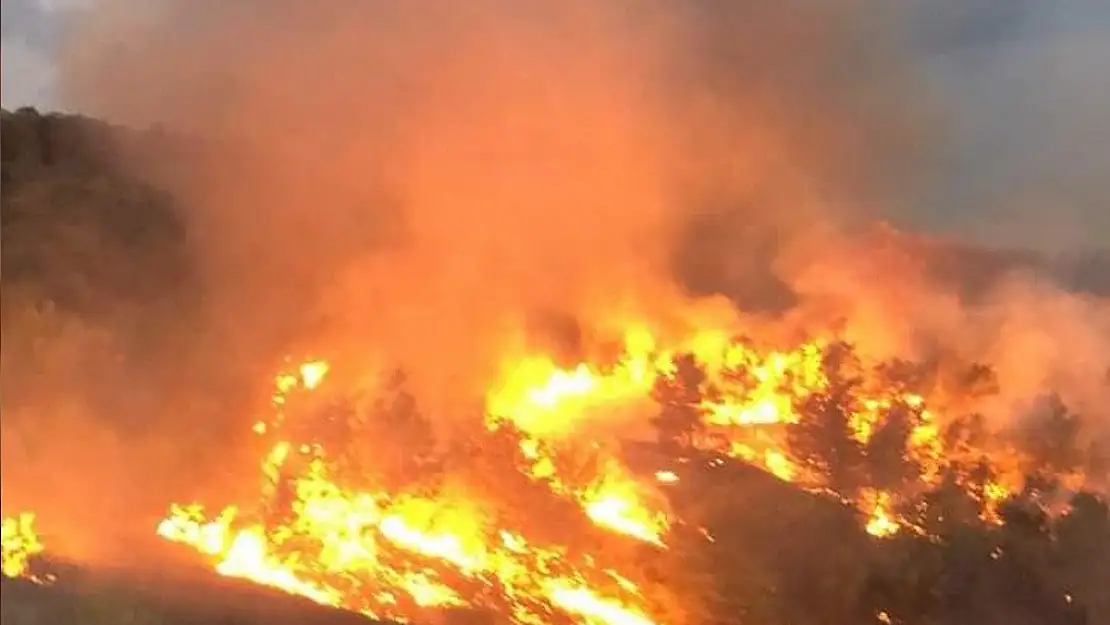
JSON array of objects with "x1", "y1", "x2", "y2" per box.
[
  {"x1": 158, "y1": 323, "x2": 1070, "y2": 624},
  {"x1": 1, "y1": 513, "x2": 45, "y2": 580},
  {"x1": 160, "y1": 360, "x2": 664, "y2": 625}
]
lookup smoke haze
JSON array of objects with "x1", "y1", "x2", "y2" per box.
[
  {"x1": 60, "y1": 0, "x2": 1110, "y2": 439},
  {"x1": 58, "y1": 1, "x2": 927, "y2": 403}
]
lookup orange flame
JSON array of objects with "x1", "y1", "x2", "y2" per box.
[
  {"x1": 157, "y1": 322, "x2": 1077, "y2": 624},
  {"x1": 1, "y1": 513, "x2": 45, "y2": 580}
]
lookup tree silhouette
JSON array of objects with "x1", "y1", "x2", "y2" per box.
[
  {"x1": 788, "y1": 342, "x2": 867, "y2": 496},
  {"x1": 650, "y1": 353, "x2": 707, "y2": 453},
  {"x1": 864, "y1": 400, "x2": 924, "y2": 492},
  {"x1": 1018, "y1": 394, "x2": 1087, "y2": 478}
]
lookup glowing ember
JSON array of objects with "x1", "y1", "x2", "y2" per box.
[
  {"x1": 861, "y1": 490, "x2": 900, "y2": 538},
  {"x1": 653, "y1": 470, "x2": 679, "y2": 485}
]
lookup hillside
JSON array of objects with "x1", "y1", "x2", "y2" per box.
[{"x1": 2, "y1": 109, "x2": 1110, "y2": 625}]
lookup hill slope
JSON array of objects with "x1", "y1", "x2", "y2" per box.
[{"x1": 2, "y1": 109, "x2": 1109, "y2": 625}]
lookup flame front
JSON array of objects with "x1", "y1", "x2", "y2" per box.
[
  {"x1": 159, "y1": 360, "x2": 663, "y2": 625},
  {"x1": 158, "y1": 325, "x2": 1085, "y2": 624}
]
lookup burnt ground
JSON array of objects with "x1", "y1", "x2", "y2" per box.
[
  {"x1": 0, "y1": 546, "x2": 512, "y2": 625},
  {"x1": 0, "y1": 561, "x2": 385, "y2": 625}
]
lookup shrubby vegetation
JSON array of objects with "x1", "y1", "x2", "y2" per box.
[
  {"x1": 647, "y1": 347, "x2": 1108, "y2": 625},
  {"x1": 2, "y1": 108, "x2": 187, "y2": 306},
  {"x1": 1, "y1": 107, "x2": 194, "y2": 409},
  {"x1": 2, "y1": 109, "x2": 1109, "y2": 625},
  {"x1": 294, "y1": 349, "x2": 1110, "y2": 624}
]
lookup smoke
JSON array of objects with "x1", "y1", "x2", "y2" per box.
[
  {"x1": 0, "y1": 295, "x2": 212, "y2": 563},
  {"x1": 787, "y1": 0, "x2": 1110, "y2": 434},
  {"x1": 904, "y1": 0, "x2": 1110, "y2": 251},
  {"x1": 55, "y1": 0, "x2": 1110, "y2": 442},
  {"x1": 775, "y1": 223, "x2": 1110, "y2": 438},
  {"x1": 55, "y1": 0, "x2": 927, "y2": 410}
]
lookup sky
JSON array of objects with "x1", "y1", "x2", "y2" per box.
[{"x1": 1, "y1": 0, "x2": 1109, "y2": 251}]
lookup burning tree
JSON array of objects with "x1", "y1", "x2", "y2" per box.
[
  {"x1": 786, "y1": 342, "x2": 868, "y2": 496},
  {"x1": 649, "y1": 353, "x2": 707, "y2": 453}
]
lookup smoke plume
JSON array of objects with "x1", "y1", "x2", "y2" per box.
[{"x1": 57, "y1": 1, "x2": 927, "y2": 405}]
